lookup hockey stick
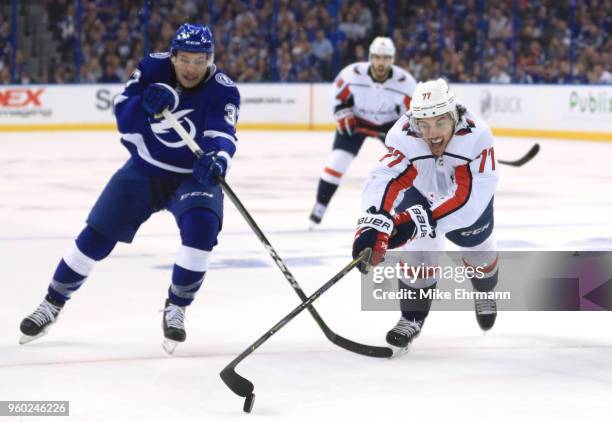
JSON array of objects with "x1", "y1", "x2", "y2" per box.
[
  {"x1": 497, "y1": 143, "x2": 540, "y2": 167},
  {"x1": 161, "y1": 109, "x2": 392, "y2": 359},
  {"x1": 355, "y1": 127, "x2": 385, "y2": 140},
  {"x1": 356, "y1": 128, "x2": 540, "y2": 167},
  {"x1": 220, "y1": 249, "x2": 370, "y2": 413}
]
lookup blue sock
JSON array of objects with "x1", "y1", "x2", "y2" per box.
[
  {"x1": 169, "y1": 209, "x2": 220, "y2": 306},
  {"x1": 48, "y1": 226, "x2": 116, "y2": 302}
]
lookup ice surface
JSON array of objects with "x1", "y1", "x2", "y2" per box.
[{"x1": 1, "y1": 131, "x2": 611, "y2": 421}]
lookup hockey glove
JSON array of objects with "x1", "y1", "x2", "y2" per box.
[
  {"x1": 389, "y1": 205, "x2": 436, "y2": 249},
  {"x1": 352, "y1": 207, "x2": 394, "y2": 274},
  {"x1": 192, "y1": 149, "x2": 228, "y2": 187},
  {"x1": 141, "y1": 83, "x2": 178, "y2": 116},
  {"x1": 334, "y1": 108, "x2": 357, "y2": 136}
]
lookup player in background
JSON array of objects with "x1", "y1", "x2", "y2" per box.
[
  {"x1": 352, "y1": 79, "x2": 500, "y2": 352},
  {"x1": 19, "y1": 23, "x2": 240, "y2": 354},
  {"x1": 309, "y1": 37, "x2": 417, "y2": 227}
]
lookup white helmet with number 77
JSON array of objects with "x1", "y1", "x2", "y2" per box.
[
  {"x1": 410, "y1": 78, "x2": 458, "y2": 124},
  {"x1": 410, "y1": 78, "x2": 461, "y2": 157}
]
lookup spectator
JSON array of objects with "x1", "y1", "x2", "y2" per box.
[
  {"x1": 116, "y1": 22, "x2": 133, "y2": 64},
  {"x1": 354, "y1": 44, "x2": 367, "y2": 62},
  {"x1": 489, "y1": 65, "x2": 511, "y2": 83},
  {"x1": 488, "y1": 7, "x2": 511, "y2": 40},
  {"x1": 50, "y1": 66, "x2": 67, "y2": 83},
  {"x1": 98, "y1": 59, "x2": 121, "y2": 83},
  {"x1": 278, "y1": 56, "x2": 295, "y2": 82},
  {"x1": 339, "y1": 6, "x2": 367, "y2": 40},
  {"x1": 354, "y1": 1, "x2": 373, "y2": 37},
  {"x1": 514, "y1": 65, "x2": 534, "y2": 84},
  {"x1": 556, "y1": 60, "x2": 574, "y2": 84},
  {"x1": 590, "y1": 63, "x2": 612, "y2": 84},
  {"x1": 80, "y1": 59, "x2": 103, "y2": 82},
  {"x1": 20, "y1": 69, "x2": 33, "y2": 84},
  {"x1": 311, "y1": 30, "x2": 334, "y2": 80},
  {"x1": 0, "y1": 65, "x2": 10, "y2": 84},
  {"x1": 9, "y1": 0, "x2": 610, "y2": 84}
]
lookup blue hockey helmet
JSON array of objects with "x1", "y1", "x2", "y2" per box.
[{"x1": 171, "y1": 23, "x2": 214, "y2": 56}]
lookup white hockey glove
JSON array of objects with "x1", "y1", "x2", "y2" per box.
[{"x1": 389, "y1": 205, "x2": 436, "y2": 248}]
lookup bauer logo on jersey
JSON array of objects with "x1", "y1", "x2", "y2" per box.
[
  {"x1": 149, "y1": 109, "x2": 196, "y2": 148},
  {"x1": 215, "y1": 73, "x2": 236, "y2": 87}
]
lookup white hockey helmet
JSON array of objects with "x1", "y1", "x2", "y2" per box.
[
  {"x1": 410, "y1": 78, "x2": 458, "y2": 123},
  {"x1": 369, "y1": 37, "x2": 395, "y2": 62}
]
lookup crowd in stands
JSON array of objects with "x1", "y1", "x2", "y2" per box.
[
  {"x1": 0, "y1": 12, "x2": 12, "y2": 84},
  {"x1": 2, "y1": 0, "x2": 610, "y2": 85}
]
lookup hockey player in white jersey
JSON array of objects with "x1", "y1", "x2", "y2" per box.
[
  {"x1": 352, "y1": 79, "x2": 500, "y2": 351},
  {"x1": 309, "y1": 37, "x2": 417, "y2": 226}
]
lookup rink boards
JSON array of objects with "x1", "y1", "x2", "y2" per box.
[{"x1": 0, "y1": 83, "x2": 611, "y2": 141}]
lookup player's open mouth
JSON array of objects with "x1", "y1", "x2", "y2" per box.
[{"x1": 429, "y1": 137, "x2": 444, "y2": 145}]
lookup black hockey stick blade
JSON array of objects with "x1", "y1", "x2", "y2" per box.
[
  {"x1": 326, "y1": 332, "x2": 392, "y2": 358},
  {"x1": 498, "y1": 143, "x2": 540, "y2": 167},
  {"x1": 220, "y1": 251, "x2": 370, "y2": 413},
  {"x1": 220, "y1": 367, "x2": 255, "y2": 413},
  {"x1": 220, "y1": 366, "x2": 254, "y2": 395}
]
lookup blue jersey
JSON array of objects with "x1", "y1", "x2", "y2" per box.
[{"x1": 113, "y1": 52, "x2": 240, "y2": 176}]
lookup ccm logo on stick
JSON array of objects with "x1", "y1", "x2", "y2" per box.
[{"x1": 0, "y1": 88, "x2": 44, "y2": 107}]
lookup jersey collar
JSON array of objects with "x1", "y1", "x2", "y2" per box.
[{"x1": 367, "y1": 65, "x2": 393, "y2": 83}]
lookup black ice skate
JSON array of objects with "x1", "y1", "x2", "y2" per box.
[
  {"x1": 308, "y1": 202, "x2": 327, "y2": 229},
  {"x1": 162, "y1": 299, "x2": 186, "y2": 355},
  {"x1": 386, "y1": 317, "x2": 424, "y2": 355},
  {"x1": 19, "y1": 295, "x2": 65, "y2": 345},
  {"x1": 474, "y1": 297, "x2": 497, "y2": 331}
]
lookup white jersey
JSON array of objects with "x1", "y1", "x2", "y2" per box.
[
  {"x1": 332, "y1": 62, "x2": 417, "y2": 130},
  {"x1": 361, "y1": 108, "x2": 499, "y2": 235}
]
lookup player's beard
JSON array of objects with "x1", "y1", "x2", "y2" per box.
[{"x1": 373, "y1": 65, "x2": 389, "y2": 80}]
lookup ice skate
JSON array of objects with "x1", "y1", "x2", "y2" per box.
[
  {"x1": 308, "y1": 202, "x2": 327, "y2": 229},
  {"x1": 475, "y1": 297, "x2": 497, "y2": 331},
  {"x1": 19, "y1": 295, "x2": 65, "y2": 345},
  {"x1": 162, "y1": 299, "x2": 186, "y2": 355},
  {"x1": 386, "y1": 316, "x2": 423, "y2": 356}
]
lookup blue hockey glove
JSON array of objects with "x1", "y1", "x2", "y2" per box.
[
  {"x1": 193, "y1": 149, "x2": 228, "y2": 186},
  {"x1": 141, "y1": 83, "x2": 178, "y2": 116},
  {"x1": 352, "y1": 207, "x2": 394, "y2": 274}
]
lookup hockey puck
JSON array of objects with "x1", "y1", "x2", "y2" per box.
[{"x1": 243, "y1": 393, "x2": 255, "y2": 413}]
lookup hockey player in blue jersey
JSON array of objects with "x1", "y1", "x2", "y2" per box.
[{"x1": 19, "y1": 23, "x2": 240, "y2": 354}]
